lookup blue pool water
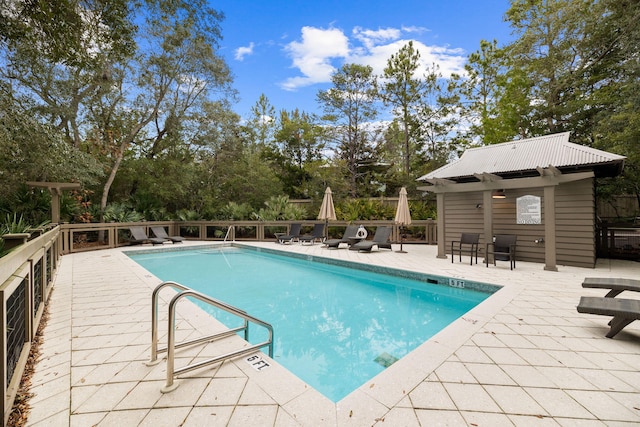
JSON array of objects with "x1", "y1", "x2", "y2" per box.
[{"x1": 129, "y1": 246, "x2": 493, "y2": 401}]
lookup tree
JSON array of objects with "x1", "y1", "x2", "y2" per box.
[
  {"x1": 379, "y1": 41, "x2": 426, "y2": 177},
  {"x1": 317, "y1": 63, "x2": 379, "y2": 197},
  {"x1": 266, "y1": 109, "x2": 325, "y2": 198},
  {"x1": 504, "y1": 0, "x2": 598, "y2": 137},
  {"x1": 248, "y1": 93, "x2": 276, "y2": 149},
  {"x1": 1, "y1": 0, "x2": 236, "y2": 219},
  {"x1": 454, "y1": 39, "x2": 521, "y2": 144},
  {"x1": 0, "y1": 90, "x2": 103, "y2": 204},
  {"x1": 416, "y1": 63, "x2": 460, "y2": 174},
  {"x1": 0, "y1": 0, "x2": 135, "y2": 66}
]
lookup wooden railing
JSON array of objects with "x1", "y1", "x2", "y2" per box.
[
  {"x1": 58, "y1": 220, "x2": 437, "y2": 254},
  {"x1": 0, "y1": 227, "x2": 61, "y2": 426}
]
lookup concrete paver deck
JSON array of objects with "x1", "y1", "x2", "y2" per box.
[{"x1": 25, "y1": 241, "x2": 640, "y2": 426}]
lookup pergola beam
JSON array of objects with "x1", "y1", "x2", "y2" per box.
[
  {"x1": 417, "y1": 171, "x2": 594, "y2": 194},
  {"x1": 27, "y1": 181, "x2": 81, "y2": 224}
]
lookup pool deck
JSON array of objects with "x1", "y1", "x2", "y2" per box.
[{"x1": 25, "y1": 241, "x2": 640, "y2": 426}]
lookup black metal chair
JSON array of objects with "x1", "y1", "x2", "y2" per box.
[
  {"x1": 451, "y1": 233, "x2": 480, "y2": 265},
  {"x1": 485, "y1": 234, "x2": 517, "y2": 270}
]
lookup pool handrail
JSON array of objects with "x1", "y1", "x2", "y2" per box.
[{"x1": 147, "y1": 281, "x2": 274, "y2": 393}]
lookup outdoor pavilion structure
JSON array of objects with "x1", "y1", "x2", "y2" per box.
[{"x1": 417, "y1": 132, "x2": 626, "y2": 271}]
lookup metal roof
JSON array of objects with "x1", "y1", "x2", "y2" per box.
[{"x1": 417, "y1": 132, "x2": 626, "y2": 181}]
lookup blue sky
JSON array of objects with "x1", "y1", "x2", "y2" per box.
[{"x1": 213, "y1": 0, "x2": 513, "y2": 120}]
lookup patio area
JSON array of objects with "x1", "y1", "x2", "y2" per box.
[{"x1": 24, "y1": 241, "x2": 640, "y2": 426}]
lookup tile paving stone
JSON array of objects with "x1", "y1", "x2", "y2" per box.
[
  {"x1": 495, "y1": 332, "x2": 538, "y2": 348},
  {"x1": 154, "y1": 377, "x2": 210, "y2": 408},
  {"x1": 547, "y1": 349, "x2": 601, "y2": 369},
  {"x1": 442, "y1": 383, "x2": 501, "y2": 412},
  {"x1": 90, "y1": 409, "x2": 149, "y2": 427},
  {"x1": 453, "y1": 344, "x2": 494, "y2": 364},
  {"x1": 72, "y1": 381, "x2": 138, "y2": 413},
  {"x1": 460, "y1": 410, "x2": 516, "y2": 426},
  {"x1": 408, "y1": 381, "x2": 457, "y2": 410},
  {"x1": 24, "y1": 242, "x2": 640, "y2": 426},
  {"x1": 481, "y1": 346, "x2": 529, "y2": 365},
  {"x1": 237, "y1": 380, "x2": 278, "y2": 405},
  {"x1": 375, "y1": 407, "x2": 420, "y2": 426},
  {"x1": 507, "y1": 414, "x2": 562, "y2": 426},
  {"x1": 566, "y1": 390, "x2": 639, "y2": 422},
  {"x1": 23, "y1": 391, "x2": 70, "y2": 426},
  {"x1": 71, "y1": 361, "x2": 129, "y2": 386},
  {"x1": 25, "y1": 410, "x2": 70, "y2": 427},
  {"x1": 227, "y1": 405, "x2": 279, "y2": 427},
  {"x1": 573, "y1": 368, "x2": 637, "y2": 392},
  {"x1": 484, "y1": 384, "x2": 548, "y2": 416},
  {"x1": 114, "y1": 379, "x2": 164, "y2": 410},
  {"x1": 536, "y1": 366, "x2": 598, "y2": 390},
  {"x1": 335, "y1": 391, "x2": 389, "y2": 426},
  {"x1": 274, "y1": 407, "x2": 306, "y2": 427},
  {"x1": 465, "y1": 362, "x2": 517, "y2": 386},
  {"x1": 433, "y1": 361, "x2": 477, "y2": 383},
  {"x1": 513, "y1": 348, "x2": 566, "y2": 367},
  {"x1": 29, "y1": 374, "x2": 71, "y2": 405},
  {"x1": 138, "y1": 406, "x2": 191, "y2": 426},
  {"x1": 197, "y1": 377, "x2": 248, "y2": 406},
  {"x1": 554, "y1": 419, "x2": 609, "y2": 426},
  {"x1": 181, "y1": 406, "x2": 235, "y2": 427},
  {"x1": 524, "y1": 387, "x2": 594, "y2": 418},
  {"x1": 414, "y1": 409, "x2": 468, "y2": 426},
  {"x1": 282, "y1": 389, "x2": 337, "y2": 426}
]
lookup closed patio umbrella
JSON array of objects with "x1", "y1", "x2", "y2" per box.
[
  {"x1": 318, "y1": 187, "x2": 337, "y2": 240},
  {"x1": 394, "y1": 187, "x2": 411, "y2": 253}
]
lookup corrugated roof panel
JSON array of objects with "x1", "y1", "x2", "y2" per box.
[{"x1": 418, "y1": 132, "x2": 625, "y2": 181}]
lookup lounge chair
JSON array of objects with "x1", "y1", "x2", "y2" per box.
[
  {"x1": 485, "y1": 234, "x2": 517, "y2": 270},
  {"x1": 451, "y1": 232, "x2": 480, "y2": 265},
  {"x1": 324, "y1": 224, "x2": 359, "y2": 249},
  {"x1": 128, "y1": 226, "x2": 165, "y2": 245},
  {"x1": 577, "y1": 296, "x2": 640, "y2": 338},
  {"x1": 582, "y1": 277, "x2": 640, "y2": 298},
  {"x1": 349, "y1": 226, "x2": 392, "y2": 252},
  {"x1": 299, "y1": 223, "x2": 325, "y2": 245},
  {"x1": 276, "y1": 223, "x2": 302, "y2": 244},
  {"x1": 151, "y1": 226, "x2": 184, "y2": 243}
]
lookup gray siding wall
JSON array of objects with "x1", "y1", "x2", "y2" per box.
[{"x1": 444, "y1": 178, "x2": 595, "y2": 268}]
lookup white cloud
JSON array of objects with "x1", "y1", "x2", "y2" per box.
[
  {"x1": 234, "y1": 42, "x2": 255, "y2": 61},
  {"x1": 353, "y1": 27, "x2": 401, "y2": 49},
  {"x1": 280, "y1": 25, "x2": 467, "y2": 91},
  {"x1": 281, "y1": 26, "x2": 349, "y2": 91}
]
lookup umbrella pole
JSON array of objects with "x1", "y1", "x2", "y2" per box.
[
  {"x1": 396, "y1": 225, "x2": 407, "y2": 253},
  {"x1": 325, "y1": 218, "x2": 328, "y2": 241}
]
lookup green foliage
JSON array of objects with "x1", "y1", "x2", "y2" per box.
[
  {"x1": 0, "y1": 0, "x2": 135, "y2": 66},
  {"x1": 408, "y1": 200, "x2": 437, "y2": 220},
  {"x1": 102, "y1": 203, "x2": 144, "y2": 223},
  {"x1": 1, "y1": 213, "x2": 32, "y2": 234},
  {"x1": 0, "y1": 213, "x2": 50, "y2": 235},
  {"x1": 336, "y1": 199, "x2": 395, "y2": 221},
  {"x1": 218, "y1": 202, "x2": 254, "y2": 220},
  {"x1": 0, "y1": 185, "x2": 51, "y2": 225},
  {"x1": 175, "y1": 210, "x2": 204, "y2": 222},
  {"x1": 251, "y1": 196, "x2": 308, "y2": 221}
]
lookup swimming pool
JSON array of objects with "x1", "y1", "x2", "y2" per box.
[{"x1": 129, "y1": 246, "x2": 496, "y2": 401}]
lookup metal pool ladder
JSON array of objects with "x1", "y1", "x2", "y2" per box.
[
  {"x1": 223, "y1": 225, "x2": 235, "y2": 242},
  {"x1": 147, "y1": 281, "x2": 274, "y2": 393}
]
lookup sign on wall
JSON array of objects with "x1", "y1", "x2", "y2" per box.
[{"x1": 517, "y1": 195, "x2": 541, "y2": 224}]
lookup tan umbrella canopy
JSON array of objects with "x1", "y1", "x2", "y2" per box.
[
  {"x1": 318, "y1": 187, "x2": 337, "y2": 240},
  {"x1": 394, "y1": 187, "x2": 411, "y2": 253}
]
